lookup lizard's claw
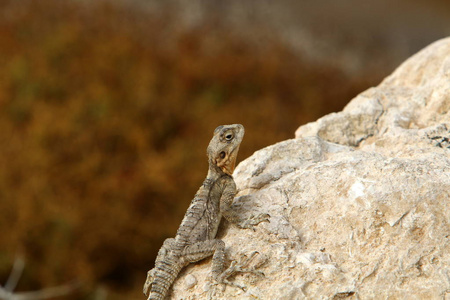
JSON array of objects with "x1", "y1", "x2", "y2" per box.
[
  {"x1": 143, "y1": 269, "x2": 155, "y2": 296},
  {"x1": 240, "y1": 213, "x2": 270, "y2": 230},
  {"x1": 215, "y1": 251, "x2": 266, "y2": 292}
]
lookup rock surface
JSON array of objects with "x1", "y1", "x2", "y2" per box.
[{"x1": 171, "y1": 38, "x2": 450, "y2": 299}]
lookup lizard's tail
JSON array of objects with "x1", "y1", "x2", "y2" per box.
[{"x1": 148, "y1": 259, "x2": 182, "y2": 300}]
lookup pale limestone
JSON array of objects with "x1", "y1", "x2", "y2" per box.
[{"x1": 171, "y1": 37, "x2": 450, "y2": 299}]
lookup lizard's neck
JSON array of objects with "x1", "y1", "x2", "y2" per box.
[{"x1": 207, "y1": 163, "x2": 229, "y2": 181}]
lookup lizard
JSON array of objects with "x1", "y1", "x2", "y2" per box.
[{"x1": 143, "y1": 124, "x2": 269, "y2": 300}]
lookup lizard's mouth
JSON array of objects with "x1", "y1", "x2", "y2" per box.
[{"x1": 220, "y1": 145, "x2": 240, "y2": 175}]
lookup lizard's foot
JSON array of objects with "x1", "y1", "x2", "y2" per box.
[
  {"x1": 216, "y1": 251, "x2": 266, "y2": 291},
  {"x1": 143, "y1": 268, "x2": 155, "y2": 296},
  {"x1": 239, "y1": 213, "x2": 270, "y2": 230}
]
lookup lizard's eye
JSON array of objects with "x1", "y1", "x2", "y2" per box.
[
  {"x1": 219, "y1": 151, "x2": 226, "y2": 159},
  {"x1": 225, "y1": 133, "x2": 234, "y2": 141}
]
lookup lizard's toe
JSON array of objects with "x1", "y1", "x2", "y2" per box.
[{"x1": 240, "y1": 213, "x2": 270, "y2": 229}]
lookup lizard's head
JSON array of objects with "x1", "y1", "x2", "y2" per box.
[{"x1": 207, "y1": 124, "x2": 245, "y2": 175}]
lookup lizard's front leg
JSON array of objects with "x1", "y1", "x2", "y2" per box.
[{"x1": 220, "y1": 179, "x2": 270, "y2": 230}]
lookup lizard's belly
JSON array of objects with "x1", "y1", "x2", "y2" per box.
[{"x1": 207, "y1": 211, "x2": 222, "y2": 239}]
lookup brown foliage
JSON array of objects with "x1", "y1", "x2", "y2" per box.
[{"x1": 0, "y1": 0, "x2": 382, "y2": 298}]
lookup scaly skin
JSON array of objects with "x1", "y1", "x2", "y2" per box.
[{"x1": 143, "y1": 124, "x2": 269, "y2": 300}]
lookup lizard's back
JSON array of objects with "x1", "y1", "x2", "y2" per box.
[{"x1": 175, "y1": 176, "x2": 229, "y2": 245}]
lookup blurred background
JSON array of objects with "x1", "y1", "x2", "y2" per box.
[{"x1": 0, "y1": 0, "x2": 449, "y2": 299}]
